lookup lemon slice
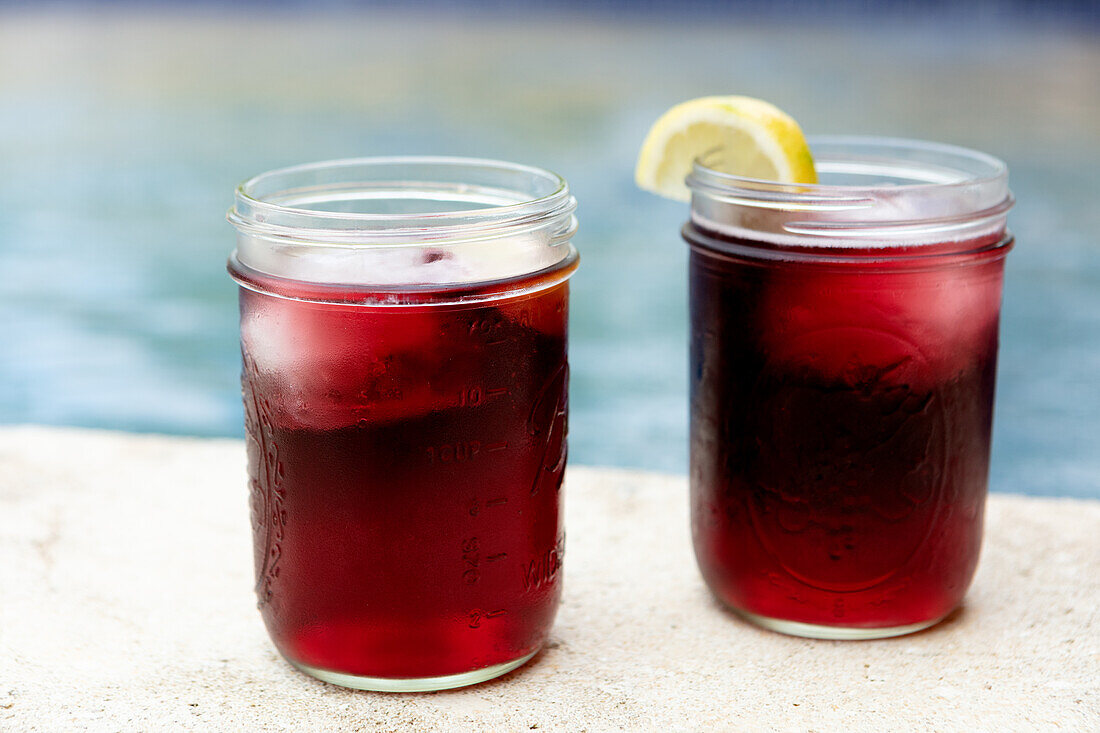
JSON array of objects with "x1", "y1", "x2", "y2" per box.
[{"x1": 635, "y1": 95, "x2": 817, "y2": 201}]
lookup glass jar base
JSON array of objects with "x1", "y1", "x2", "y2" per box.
[
  {"x1": 732, "y1": 608, "x2": 945, "y2": 640},
  {"x1": 289, "y1": 650, "x2": 539, "y2": 692}
]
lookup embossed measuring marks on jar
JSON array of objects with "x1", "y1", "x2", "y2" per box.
[
  {"x1": 459, "y1": 500, "x2": 525, "y2": 631},
  {"x1": 394, "y1": 305, "x2": 571, "y2": 638},
  {"x1": 460, "y1": 496, "x2": 511, "y2": 630},
  {"x1": 228, "y1": 156, "x2": 578, "y2": 690},
  {"x1": 231, "y1": 287, "x2": 574, "y2": 683},
  {"x1": 231, "y1": 285, "x2": 572, "y2": 685},
  {"x1": 421, "y1": 381, "x2": 513, "y2": 467}
]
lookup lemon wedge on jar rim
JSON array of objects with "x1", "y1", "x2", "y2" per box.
[{"x1": 634, "y1": 95, "x2": 818, "y2": 201}]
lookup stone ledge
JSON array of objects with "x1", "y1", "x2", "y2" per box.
[{"x1": 1, "y1": 426, "x2": 1097, "y2": 731}]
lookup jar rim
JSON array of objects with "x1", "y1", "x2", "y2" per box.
[
  {"x1": 685, "y1": 136, "x2": 1013, "y2": 248},
  {"x1": 228, "y1": 156, "x2": 577, "y2": 244},
  {"x1": 687, "y1": 136, "x2": 1008, "y2": 199}
]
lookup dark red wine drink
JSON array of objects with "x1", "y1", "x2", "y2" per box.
[
  {"x1": 685, "y1": 139, "x2": 1014, "y2": 638},
  {"x1": 228, "y1": 158, "x2": 578, "y2": 690}
]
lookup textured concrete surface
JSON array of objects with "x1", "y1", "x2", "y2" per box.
[{"x1": 1, "y1": 426, "x2": 1097, "y2": 731}]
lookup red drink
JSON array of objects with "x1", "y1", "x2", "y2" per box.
[
  {"x1": 689, "y1": 232, "x2": 1008, "y2": 632},
  {"x1": 684, "y1": 139, "x2": 1014, "y2": 638},
  {"x1": 238, "y1": 271, "x2": 570, "y2": 681},
  {"x1": 228, "y1": 157, "x2": 578, "y2": 688}
]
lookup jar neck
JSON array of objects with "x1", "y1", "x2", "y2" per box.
[
  {"x1": 686, "y1": 137, "x2": 1013, "y2": 255},
  {"x1": 228, "y1": 156, "x2": 577, "y2": 288},
  {"x1": 229, "y1": 248, "x2": 578, "y2": 306}
]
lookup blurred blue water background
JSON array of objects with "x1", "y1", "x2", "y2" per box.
[{"x1": 1, "y1": 3, "x2": 1097, "y2": 497}]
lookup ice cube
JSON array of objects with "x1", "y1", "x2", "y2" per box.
[
  {"x1": 241, "y1": 292, "x2": 447, "y2": 430},
  {"x1": 248, "y1": 231, "x2": 555, "y2": 287},
  {"x1": 760, "y1": 265, "x2": 1001, "y2": 387}
]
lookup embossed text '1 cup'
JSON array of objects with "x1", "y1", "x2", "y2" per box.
[
  {"x1": 228, "y1": 157, "x2": 578, "y2": 690},
  {"x1": 684, "y1": 138, "x2": 1014, "y2": 639}
]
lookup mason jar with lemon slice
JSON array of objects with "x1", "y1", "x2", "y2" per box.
[{"x1": 637, "y1": 97, "x2": 1015, "y2": 639}]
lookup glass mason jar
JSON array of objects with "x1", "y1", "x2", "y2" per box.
[
  {"x1": 685, "y1": 138, "x2": 1014, "y2": 639},
  {"x1": 227, "y1": 157, "x2": 578, "y2": 690}
]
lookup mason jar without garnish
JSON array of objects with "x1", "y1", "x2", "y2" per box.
[{"x1": 228, "y1": 157, "x2": 578, "y2": 690}]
